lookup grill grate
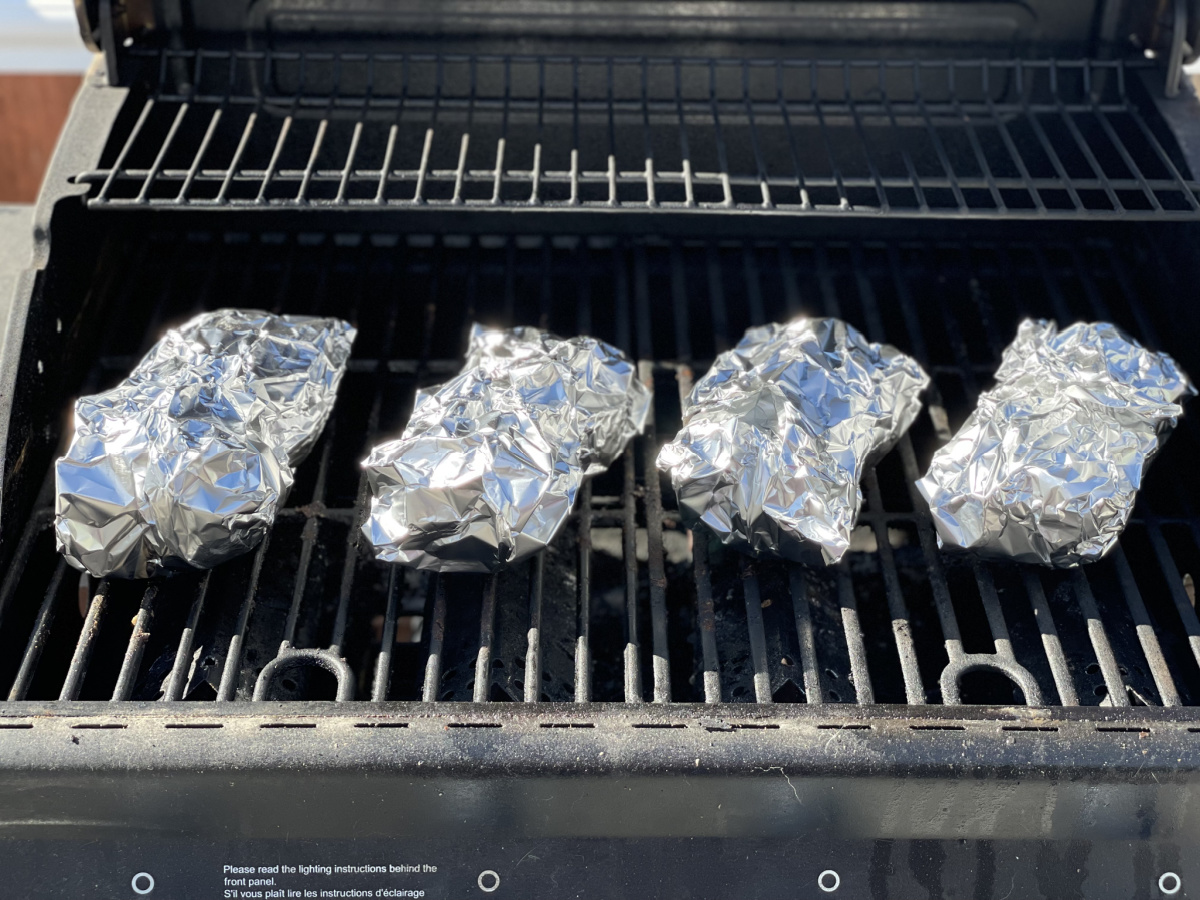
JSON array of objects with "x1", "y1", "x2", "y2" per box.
[
  {"x1": 72, "y1": 51, "x2": 1200, "y2": 219},
  {"x1": 2, "y1": 227, "x2": 1200, "y2": 709}
]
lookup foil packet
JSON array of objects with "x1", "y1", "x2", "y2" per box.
[
  {"x1": 363, "y1": 324, "x2": 651, "y2": 573},
  {"x1": 658, "y1": 317, "x2": 929, "y2": 564},
  {"x1": 917, "y1": 319, "x2": 1193, "y2": 567},
  {"x1": 56, "y1": 309, "x2": 356, "y2": 579}
]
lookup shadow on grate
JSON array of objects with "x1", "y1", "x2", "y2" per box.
[
  {"x1": 72, "y1": 52, "x2": 1200, "y2": 219},
  {"x1": 2, "y1": 226, "x2": 1200, "y2": 709}
]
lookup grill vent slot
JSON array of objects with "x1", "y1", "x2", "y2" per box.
[
  {"x1": 910, "y1": 725, "x2": 968, "y2": 732},
  {"x1": 1001, "y1": 726, "x2": 1059, "y2": 733},
  {"x1": 164, "y1": 723, "x2": 223, "y2": 729}
]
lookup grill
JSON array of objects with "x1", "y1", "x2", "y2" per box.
[
  {"x1": 7, "y1": 2, "x2": 1200, "y2": 897},
  {"x1": 4, "y1": 222, "x2": 1200, "y2": 712}
]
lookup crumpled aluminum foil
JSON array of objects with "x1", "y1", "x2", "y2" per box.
[
  {"x1": 657, "y1": 317, "x2": 929, "y2": 564},
  {"x1": 55, "y1": 309, "x2": 356, "y2": 579},
  {"x1": 363, "y1": 324, "x2": 651, "y2": 573},
  {"x1": 916, "y1": 318, "x2": 1193, "y2": 567}
]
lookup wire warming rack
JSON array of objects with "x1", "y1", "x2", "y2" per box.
[{"x1": 71, "y1": 52, "x2": 1200, "y2": 219}]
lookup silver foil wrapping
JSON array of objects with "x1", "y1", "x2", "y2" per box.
[
  {"x1": 55, "y1": 309, "x2": 356, "y2": 579},
  {"x1": 917, "y1": 319, "x2": 1193, "y2": 567},
  {"x1": 363, "y1": 324, "x2": 651, "y2": 573},
  {"x1": 658, "y1": 317, "x2": 930, "y2": 564}
]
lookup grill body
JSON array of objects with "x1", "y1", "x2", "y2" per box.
[{"x1": 5, "y1": 5, "x2": 1200, "y2": 897}]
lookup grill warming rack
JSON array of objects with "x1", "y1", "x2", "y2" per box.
[
  {"x1": 2, "y1": 229, "x2": 1199, "y2": 711},
  {"x1": 73, "y1": 52, "x2": 1200, "y2": 219}
]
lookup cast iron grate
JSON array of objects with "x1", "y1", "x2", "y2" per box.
[
  {"x1": 72, "y1": 51, "x2": 1200, "y2": 219},
  {"x1": 1, "y1": 227, "x2": 1200, "y2": 708}
]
